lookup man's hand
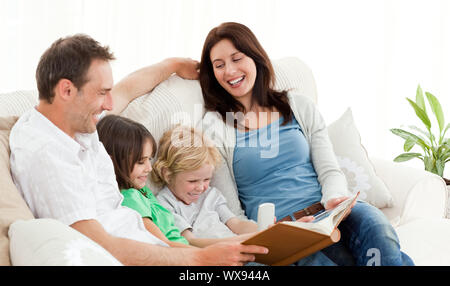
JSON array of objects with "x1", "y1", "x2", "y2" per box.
[
  {"x1": 109, "y1": 57, "x2": 199, "y2": 115},
  {"x1": 196, "y1": 241, "x2": 269, "y2": 266},
  {"x1": 166, "y1": 57, "x2": 199, "y2": 80}
]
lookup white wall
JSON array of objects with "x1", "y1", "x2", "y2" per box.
[{"x1": 1, "y1": 0, "x2": 449, "y2": 177}]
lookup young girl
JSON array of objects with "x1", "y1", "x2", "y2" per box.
[
  {"x1": 152, "y1": 125, "x2": 258, "y2": 247},
  {"x1": 97, "y1": 114, "x2": 191, "y2": 248}
]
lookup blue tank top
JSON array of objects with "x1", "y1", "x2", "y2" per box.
[{"x1": 233, "y1": 116, "x2": 322, "y2": 221}]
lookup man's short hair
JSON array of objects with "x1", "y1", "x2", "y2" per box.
[{"x1": 36, "y1": 34, "x2": 115, "y2": 103}]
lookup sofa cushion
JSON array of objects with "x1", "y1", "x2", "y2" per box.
[
  {"x1": 0, "y1": 116, "x2": 34, "y2": 266},
  {"x1": 327, "y1": 108, "x2": 394, "y2": 208},
  {"x1": 395, "y1": 218, "x2": 450, "y2": 265},
  {"x1": 0, "y1": 90, "x2": 38, "y2": 117},
  {"x1": 8, "y1": 218, "x2": 122, "y2": 266}
]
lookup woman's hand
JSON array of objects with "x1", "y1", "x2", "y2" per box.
[
  {"x1": 325, "y1": 196, "x2": 357, "y2": 220},
  {"x1": 325, "y1": 197, "x2": 349, "y2": 210},
  {"x1": 296, "y1": 216, "x2": 315, "y2": 223}
]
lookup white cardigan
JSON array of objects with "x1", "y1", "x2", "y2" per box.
[{"x1": 199, "y1": 92, "x2": 350, "y2": 219}]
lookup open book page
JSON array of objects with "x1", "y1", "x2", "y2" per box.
[{"x1": 280, "y1": 192, "x2": 359, "y2": 236}]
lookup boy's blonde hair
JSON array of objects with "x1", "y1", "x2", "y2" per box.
[{"x1": 151, "y1": 125, "x2": 222, "y2": 187}]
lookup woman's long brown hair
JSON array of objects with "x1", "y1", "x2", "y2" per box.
[{"x1": 199, "y1": 22, "x2": 292, "y2": 126}]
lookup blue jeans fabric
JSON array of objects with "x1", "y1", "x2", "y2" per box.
[
  {"x1": 246, "y1": 250, "x2": 337, "y2": 266},
  {"x1": 291, "y1": 251, "x2": 337, "y2": 266},
  {"x1": 321, "y1": 201, "x2": 414, "y2": 266}
]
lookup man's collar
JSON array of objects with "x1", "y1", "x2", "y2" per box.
[{"x1": 31, "y1": 107, "x2": 99, "y2": 153}]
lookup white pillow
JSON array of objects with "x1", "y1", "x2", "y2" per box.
[
  {"x1": 8, "y1": 219, "x2": 122, "y2": 266},
  {"x1": 327, "y1": 108, "x2": 394, "y2": 208}
]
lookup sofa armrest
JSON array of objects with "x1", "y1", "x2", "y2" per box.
[
  {"x1": 8, "y1": 219, "x2": 122, "y2": 266},
  {"x1": 370, "y1": 157, "x2": 448, "y2": 225}
]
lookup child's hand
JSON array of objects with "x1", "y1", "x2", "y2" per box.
[{"x1": 267, "y1": 216, "x2": 277, "y2": 228}]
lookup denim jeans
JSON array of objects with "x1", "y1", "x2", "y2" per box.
[
  {"x1": 321, "y1": 201, "x2": 414, "y2": 266},
  {"x1": 291, "y1": 250, "x2": 337, "y2": 266},
  {"x1": 246, "y1": 250, "x2": 337, "y2": 266}
]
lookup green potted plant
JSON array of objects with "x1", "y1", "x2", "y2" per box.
[{"x1": 390, "y1": 85, "x2": 449, "y2": 185}]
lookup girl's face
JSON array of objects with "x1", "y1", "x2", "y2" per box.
[
  {"x1": 210, "y1": 39, "x2": 257, "y2": 103},
  {"x1": 167, "y1": 163, "x2": 214, "y2": 205},
  {"x1": 130, "y1": 139, "x2": 153, "y2": 190}
]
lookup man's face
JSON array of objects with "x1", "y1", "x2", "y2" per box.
[{"x1": 68, "y1": 59, "x2": 114, "y2": 135}]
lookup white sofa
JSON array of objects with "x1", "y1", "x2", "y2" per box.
[{"x1": 0, "y1": 57, "x2": 449, "y2": 266}]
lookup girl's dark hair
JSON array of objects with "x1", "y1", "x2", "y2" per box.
[
  {"x1": 97, "y1": 115, "x2": 156, "y2": 190},
  {"x1": 199, "y1": 22, "x2": 292, "y2": 125}
]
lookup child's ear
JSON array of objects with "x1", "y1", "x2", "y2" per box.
[{"x1": 161, "y1": 167, "x2": 171, "y2": 185}]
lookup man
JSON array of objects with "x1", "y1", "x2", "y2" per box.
[{"x1": 9, "y1": 34, "x2": 268, "y2": 266}]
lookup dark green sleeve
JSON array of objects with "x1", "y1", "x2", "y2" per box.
[{"x1": 121, "y1": 188, "x2": 153, "y2": 220}]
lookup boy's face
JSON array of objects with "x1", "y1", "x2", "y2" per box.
[
  {"x1": 130, "y1": 140, "x2": 153, "y2": 190},
  {"x1": 168, "y1": 163, "x2": 214, "y2": 205}
]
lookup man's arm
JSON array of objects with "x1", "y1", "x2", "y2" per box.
[
  {"x1": 109, "y1": 57, "x2": 199, "y2": 115},
  {"x1": 71, "y1": 219, "x2": 268, "y2": 266}
]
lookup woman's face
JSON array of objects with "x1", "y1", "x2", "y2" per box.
[{"x1": 210, "y1": 39, "x2": 257, "y2": 103}]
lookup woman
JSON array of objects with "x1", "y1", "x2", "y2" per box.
[{"x1": 198, "y1": 22, "x2": 413, "y2": 266}]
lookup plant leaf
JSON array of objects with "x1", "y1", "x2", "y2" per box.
[
  {"x1": 390, "y1": 128, "x2": 430, "y2": 152},
  {"x1": 403, "y1": 138, "x2": 416, "y2": 152},
  {"x1": 443, "y1": 123, "x2": 450, "y2": 137},
  {"x1": 407, "y1": 98, "x2": 431, "y2": 130},
  {"x1": 416, "y1": 85, "x2": 426, "y2": 112},
  {"x1": 393, "y1": 153, "x2": 423, "y2": 162},
  {"x1": 407, "y1": 125, "x2": 434, "y2": 144},
  {"x1": 437, "y1": 144, "x2": 448, "y2": 159},
  {"x1": 436, "y1": 159, "x2": 444, "y2": 177},
  {"x1": 424, "y1": 156, "x2": 436, "y2": 172},
  {"x1": 425, "y1": 92, "x2": 445, "y2": 133},
  {"x1": 442, "y1": 149, "x2": 450, "y2": 162}
]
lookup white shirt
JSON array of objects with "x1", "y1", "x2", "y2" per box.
[
  {"x1": 156, "y1": 186, "x2": 236, "y2": 239},
  {"x1": 9, "y1": 108, "x2": 167, "y2": 247}
]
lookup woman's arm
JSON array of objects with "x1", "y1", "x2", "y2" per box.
[{"x1": 290, "y1": 93, "x2": 350, "y2": 206}]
